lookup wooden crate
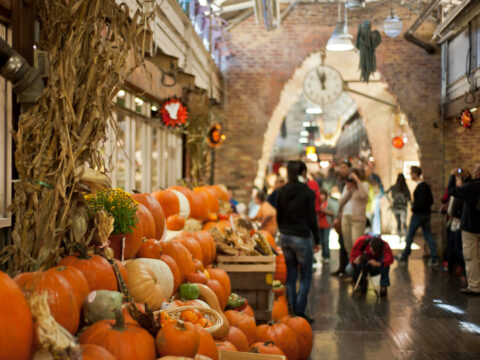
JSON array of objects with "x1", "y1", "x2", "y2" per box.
[
  {"x1": 217, "y1": 255, "x2": 275, "y2": 323},
  {"x1": 219, "y1": 350, "x2": 285, "y2": 360}
]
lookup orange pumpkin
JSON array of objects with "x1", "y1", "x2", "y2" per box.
[
  {"x1": 250, "y1": 341, "x2": 285, "y2": 356},
  {"x1": 224, "y1": 310, "x2": 256, "y2": 345},
  {"x1": 194, "y1": 325, "x2": 219, "y2": 360},
  {"x1": 186, "y1": 271, "x2": 208, "y2": 285},
  {"x1": 240, "y1": 305, "x2": 255, "y2": 320},
  {"x1": 189, "y1": 191, "x2": 210, "y2": 221},
  {"x1": 206, "y1": 279, "x2": 226, "y2": 310},
  {"x1": 272, "y1": 295, "x2": 289, "y2": 321},
  {"x1": 209, "y1": 185, "x2": 229, "y2": 202},
  {"x1": 0, "y1": 271, "x2": 34, "y2": 360},
  {"x1": 193, "y1": 258, "x2": 205, "y2": 272},
  {"x1": 80, "y1": 344, "x2": 116, "y2": 360},
  {"x1": 124, "y1": 213, "x2": 144, "y2": 259},
  {"x1": 167, "y1": 214, "x2": 186, "y2": 231},
  {"x1": 59, "y1": 253, "x2": 127, "y2": 292},
  {"x1": 48, "y1": 265, "x2": 89, "y2": 311},
  {"x1": 14, "y1": 270, "x2": 80, "y2": 334},
  {"x1": 194, "y1": 187, "x2": 220, "y2": 214},
  {"x1": 177, "y1": 237, "x2": 204, "y2": 263},
  {"x1": 279, "y1": 316, "x2": 313, "y2": 360},
  {"x1": 156, "y1": 320, "x2": 200, "y2": 358},
  {"x1": 159, "y1": 254, "x2": 182, "y2": 293},
  {"x1": 79, "y1": 310, "x2": 156, "y2": 360},
  {"x1": 161, "y1": 241, "x2": 195, "y2": 282},
  {"x1": 207, "y1": 268, "x2": 231, "y2": 306},
  {"x1": 153, "y1": 189, "x2": 190, "y2": 218},
  {"x1": 274, "y1": 249, "x2": 287, "y2": 284},
  {"x1": 221, "y1": 326, "x2": 249, "y2": 352},
  {"x1": 131, "y1": 193, "x2": 166, "y2": 240},
  {"x1": 137, "y1": 203, "x2": 156, "y2": 240},
  {"x1": 137, "y1": 238, "x2": 162, "y2": 259},
  {"x1": 180, "y1": 231, "x2": 215, "y2": 265},
  {"x1": 255, "y1": 323, "x2": 298, "y2": 360},
  {"x1": 215, "y1": 341, "x2": 237, "y2": 352}
]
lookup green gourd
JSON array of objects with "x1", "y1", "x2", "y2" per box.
[
  {"x1": 179, "y1": 283, "x2": 200, "y2": 300},
  {"x1": 83, "y1": 290, "x2": 123, "y2": 324}
]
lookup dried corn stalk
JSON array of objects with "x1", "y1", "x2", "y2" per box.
[{"x1": 2, "y1": 0, "x2": 151, "y2": 274}]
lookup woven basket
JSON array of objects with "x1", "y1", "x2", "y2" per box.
[{"x1": 154, "y1": 306, "x2": 223, "y2": 335}]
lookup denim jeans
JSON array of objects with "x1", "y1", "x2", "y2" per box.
[
  {"x1": 400, "y1": 213, "x2": 438, "y2": 261},
  {"x1": 346, "y1": 261, "x2": 391, "y2": 287},
  {"x1": 319, "y1": 228, "x2": 330, "y2": 259},
  {"x1": 280, "y1": 233, "x2": 313, "y2": 315}
]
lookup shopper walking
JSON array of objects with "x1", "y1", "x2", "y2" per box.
[
  {"x1": 277, "y1": 160, "x2": 320, "y2": 323},
  {"x1": 447, "y1": 165, "x2": 480, "y2": 294},
  {"x1": 386, "y1": 173, "x2": 411, "y2": 237},
  {"x1": 397, "y1": 166, "x2": 438, "y2": 265},
  {"x1": 318, "y1": 188, "x2": 337, "y2": 263}
]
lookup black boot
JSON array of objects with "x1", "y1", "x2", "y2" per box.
[{"x1": 380, "y1": 286, "x2": 388, "y2": 297}]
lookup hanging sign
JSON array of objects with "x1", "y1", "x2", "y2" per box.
[
  {"x1": 460, "y1": 108, "x2": 474, "y2": 129},
  {"x1": 208, "y1": 124, "x2": 226, "y2": 147},
  {"x1": 160, "y1": 97, "x2": 188, "y2": 127}
]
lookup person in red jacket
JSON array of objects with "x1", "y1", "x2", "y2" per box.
[{"x1": 346, "y1": 234, "x2": 394, "y2": 297}]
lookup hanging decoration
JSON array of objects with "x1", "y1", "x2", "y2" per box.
[
  {"x1": 160, "y1": 97, "x2": 188, "y2": 127},
  {"x1": 392, "y1": 136, "x2": 405, "y2": 149},
  {"x1": 459, "y1": 108, "x2": 474, "y2": 129},
  {"x1": 356, "y1": 20, "x2": 381, "y2": 82},
  {"x1": 208, "y1": 123, "x2": 226, "y2": 147}
]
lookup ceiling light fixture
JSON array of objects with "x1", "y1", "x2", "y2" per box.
[
  {"x1": 383, "y1": 1, "x2": 403, "y2": 38},
  {"x1": 300, "y1": 130, "x2": 309, "y2": 137},
  {"x1": 306, "y1": 106, "x2": 323, "y2": 114},
  {"x1": 326, "y1": 2, "x2": 354, "y2": 52},
  {"x1": 299, "y1": 137, "x2": 309, "y2": 143},
  {"x1": 117, "y1": 89, "x2": 126, "y2": 98},
  {"x1": 303, "y1": 121, "x2": 311, "y2": 127},
  {"x1": 346, "y1": 0, "x2": 365, "y2": 10},
  {"x1": 134, "y1": 97, "x2": 144, "y2": 105}
]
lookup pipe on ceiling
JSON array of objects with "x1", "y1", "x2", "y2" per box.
[{"x1": 403, "y1": 0, "x2": 441, "y2": 54}]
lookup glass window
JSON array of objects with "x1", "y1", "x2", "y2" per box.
[{"x1": 448, "y1": 29, "x2": 469, "y2": 84}]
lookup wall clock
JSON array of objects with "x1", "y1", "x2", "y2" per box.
[{"x1": 303, "y1": 65, "x2": 344, "y2": 106}]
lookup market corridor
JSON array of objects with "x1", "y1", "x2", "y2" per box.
[{"x1": 307, "y1": 246, "x2": 480, "y2": 360}]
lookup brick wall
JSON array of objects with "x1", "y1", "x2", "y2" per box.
[{"x1": 216, "y1": 2, "x2": 444, "y2": 230}]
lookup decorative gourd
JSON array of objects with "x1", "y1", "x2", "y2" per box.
[
  {"x1": 161, "y1": 241, "x2": 195, "y2": 282},
  {"x1": 250, "y1": 341, "x2": 286, "y2": 356},
  {"x1": 207, "y1": 268, "x2": 231, "y2": 307},
  {"x1": 255, "y1": 323, "x2": 299, "y2": 360},
  {"x1": 0, "y1": 271, "x2": 34, "y2": 360},
  {"x1": 206, "y1": 279, "x2": 226, "y2": 311},
  {"x1": 272, "y1": 295, "x2": 289, "y2": 321},
  {"x1": 59, "y1": 253, "x2": 127, "y2": 292},
  {"x1": 159, "y1": 254, "x2": 182, "y2": 293},
  {"x1": 136, "y1": 203, "x2": 156, "y2": 240},
  {"x1": 156, "y1": 320, "x2": 200, "y2": 357},
  {"x1": 14, "y1": 269, "x2": 80, "y2": 334},
  {"x1": 153, "y1": 189, "x2": 190, "y2": 218},
  {"x1": 177, "y1": 236, "x2": 204, "y2": 263},
  {"x1": 194, "y1": 325, "x2": 219, "y2": 360},
  {"x1": 131, "y1": 193, "x2": 166, "y2": 240},
  {"x1": 49, "y1": 265, "x2": 89, "y2": 310},
  {"x1": 195, "y1": 284, "x2": 230, "y2": 339},
  {"x1": 125, "y1": 258, "x2": 174, "y2": 310},
  {"x1": 221, "y1": 326, "x2": 249, "y2": 352},
  {"x1": 80, "y1": 344, "x2": 116, "y2": 360},
  {"x1": 137, "y1": 238, "x2": 162, "y2": 259},
  {"x1": 260, "y1": 230, "x2": 276, "y2": 248},
  {"x1": 83, "y1": 290, "x2": 123, "y2": 324},
  {"x1": 279, "y1": 315, "x2": 313, "y2": 360},
  {"x1": 215, "y1": 341, "x2": 237, "y2": 352},
  {"x1": 186, "y1": 271, "x2": 208, "y2": 285},
  {"x1": 167, "y1": 214, "x2": 186, "y2": 231},
  {"x1": 224, "y1": 310, "x2": 256, "y2": 345},
  {"x1": 79, "y1": 309, "x2": 156, "y2": 360},
  {"x1": 179, "y1": 283, "x2": 200, "y2": 300}
]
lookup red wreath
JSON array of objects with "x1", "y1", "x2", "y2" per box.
[
  {"x1": 460, "y1": 108, "x2": 474, "y2": 129},
  {"x1": 160, "y1": 98, "x2": 188, "y2": 127}
]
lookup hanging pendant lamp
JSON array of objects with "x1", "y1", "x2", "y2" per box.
[
  {"x1": 383, "y1": 1, "x2": 403, "y2": 38},
  {"x1": 346, "y1": 0, "x2": 365, "y2": 10},
  {"x1": 326, "y1": 2, "x2": 354, "y2": 52}
]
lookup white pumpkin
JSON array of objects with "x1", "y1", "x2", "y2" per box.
[
  {"x1": 125, "y1": 258, "x2": 174, "y2": 310},
  {"x1": 169, "y1": 189, "x2": 190, "y2": 218}
]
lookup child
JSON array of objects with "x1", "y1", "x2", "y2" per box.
[{"x1": 318, "y1": 189, "x2": 336, "y2": 263}]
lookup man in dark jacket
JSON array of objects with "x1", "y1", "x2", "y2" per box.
[
  {"x1": 398, "y1": 166, "x2": 438, "y2": 265},
  {"x1": 448, "y1": 165, "x2": 480, "y2": 294},
  {"x1": 277, "y1": 161, "x2": 319, "y2": 323}
]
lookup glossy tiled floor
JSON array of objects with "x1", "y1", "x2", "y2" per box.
[{"x1": 307, "y1": 245, "x2": 480, "y2": 360}]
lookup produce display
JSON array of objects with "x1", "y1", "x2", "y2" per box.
[{"x1": 0, "y1": 184, "x2": 311, "y2": 360}]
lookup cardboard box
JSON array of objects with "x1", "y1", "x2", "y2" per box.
[{"x1": 219, "y1": 350, "x2": 286, "y2": 360}]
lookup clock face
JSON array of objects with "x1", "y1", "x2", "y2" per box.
[{"x1": 303, "y1": 65, "x2": 344, "y2": 106}]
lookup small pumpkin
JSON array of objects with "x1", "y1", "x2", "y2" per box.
[
  {"x1": 80, "y1": 344, "x2": 116, "y2": 360},
  {"x1": 79, "y1": 309, "x2": 156, "y2": 360},
  {"x1": 194, "y1": 325, "x2": 219, "y2": 360},
  {"x1": 221, "y1": 326, "x2": 249, "y2": 352},
  {"x1": 186, "y1": 271, "x2": 208, "y2": 285},
  {"x1": 189, "y1": 191, "x2": 210, "y2": 221},
  {"x1": 82, "y1": 290, "x2": 123, "y2": 324},
  {"x1": 136, "y1": 203, "x2": 156, "y2": 240},
  {"x1": 167, "y1": 214, "x2": 186, "y2": 231},
  {"x1": 240, "y1": 304, "x2": 255, "y2": 320},
  {"x1": 272, "y1": 295, "x2": 289, "y2": 321},
  {"x1": 49, "y1": 265, "x2": 89, "y2": 310},
  {"x1": 215, "y1": 340, "x2": 237, "y2": 352},
  {"x1": 125, "y1": 258, "x2": 174, "y2": 310},
  {"x1": 224, "y1": 310, "x2": 256, "y2": 345},
  {"x1": 137, "y1": 238, "x2": 162, "y2": 259},
  {"x1": 279, "y1": 315, "x2": 313, "y2": 360},
  {"x1": 159, "y1": 254, "x2": 182, "y2": 293},
  {"x1": 250, "y1": 341, "x2": 285, "y2": 356},
  {"x1": 156, "y1": 320, "x2": 200, "y2": 357},
  {"x1": 255, "y1": 323, "x2": 299, "y2": 360},
  {"x1": 179, "y1": 283, "x2": 200, "y2": 300},
  {"x1": 0, "y1": 271, "x2": 34, "y2": 360},
  {"x1": 131, "y1": 193, "x2": 166, "y2": 240}
]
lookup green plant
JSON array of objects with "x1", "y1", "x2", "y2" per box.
[{"x1": 85, "y1": 189, "x2": 138, "y2": 235}]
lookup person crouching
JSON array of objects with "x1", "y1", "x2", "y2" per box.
[{"x1": 346, "y1": 234, "x2": 394, "y2": 297}]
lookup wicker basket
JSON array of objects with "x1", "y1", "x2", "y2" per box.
[{"x1": 154, "y1": 306, "x2": 223, "y2": 335}]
